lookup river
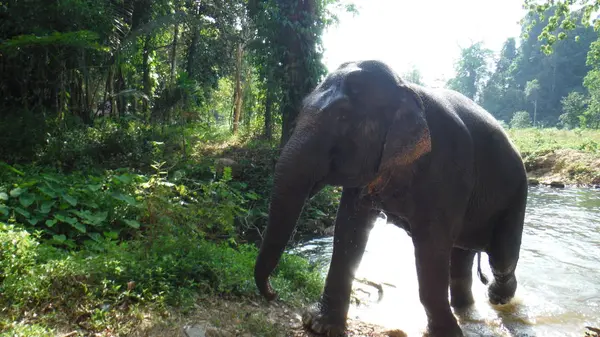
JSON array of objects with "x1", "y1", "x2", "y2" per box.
[{"x1": 291, "y1": 186, "x2": 600, "y2": 337}]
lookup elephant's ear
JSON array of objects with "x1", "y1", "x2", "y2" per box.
[{"x1": 378, "y1": 85, "x2": 432, "y2": 172}]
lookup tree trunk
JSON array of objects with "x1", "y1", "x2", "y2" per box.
[
  {"x1": 232, "y1": 43, "x2": 244, "y2": 134},
  {"x1": 277, "y1": 0, "x2": 318, "y2": 149},
  {"x1": 264, "y1": 85, "x2": 273, "y2": 141},
  {"x1": 82, "y1": 49, "x2": 92, "y2": 124},
  {"x1": 170, "y1": 23, "x2": 179, "y2": 84},
  {"x1": 533, "y1": 99, "x2": 537, "y2": 127},
  {"x1": 142, "y1": 35, "x2": 152, "y2": 116}
]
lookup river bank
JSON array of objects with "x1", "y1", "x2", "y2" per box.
[{"x1": 507, "y1": 128, "x2": 600, "y2": 187}]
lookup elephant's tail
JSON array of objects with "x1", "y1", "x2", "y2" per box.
[{"x1": 476, "y1": 252, "x2": 489, "y2": 285}]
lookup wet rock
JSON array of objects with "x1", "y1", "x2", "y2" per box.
[
  {"x1": 528, "y1": 178, "x2": 540, "y2": 186},
  {"x1": 549, "y1": 181, "x2": 565, "y2": 188},
  {"x1": 183, "y1": 324, "x2": 207, "y2": 337}
]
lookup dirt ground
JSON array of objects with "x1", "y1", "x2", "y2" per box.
[{"x1": 120, "y1": 297, "x2": 407, "y2": 337}]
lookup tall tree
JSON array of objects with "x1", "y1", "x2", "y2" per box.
[
  {"x1": 446, "y1": 41, "x2": 494, "y2": 101},
  {"x1": 525, "y1": 79, "x2": 540, "y2": 126},
  {"x1": 480, "y1": 38, "x2": 525, "y2": 122}
]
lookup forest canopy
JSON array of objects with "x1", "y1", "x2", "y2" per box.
[{"x1": 446, "y1": 4, "x2": 600, "y2": 129}]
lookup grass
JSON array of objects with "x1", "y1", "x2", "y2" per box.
[{"x1": 507, "y1": 128, "x2": 600, "y2": 156}]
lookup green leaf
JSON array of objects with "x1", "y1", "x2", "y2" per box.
[
  {"x1": 27, "y1": 216, "x2": 42, "y2": 225},
  {"x1": 38, "y1": 185, "x2": 57, "y2": 198},
  {"x1": 54, "y1": 213, "x2": 79, "y2": 227},
  {"x1": 62, "y1": 193, "x2": 78, "y2": 206},
  {"x1": 9, "y1": 187, "x2": 24, "y2": 197},
  {"x1": 88, "y1": 232, "x2": 102, "y2": 242},
  {"x1": 19, "y1": 192, "x2": 36, "y2": 208},
  {"x1": 14, "y1": 207, "x2": 30, "y2": 218},
  {"x1": 104, "y1": 231, "x2": 119, "y2": 240},
  {"x1": 39, "y1": 201, "x2": 55, "y2": 214},
  {"x1": 42, "y1": 174, "x2": 61, "y2": 184},
  {"x1": 0, "y1": 205, "x2": 9, "y2": 216},
  {"x1": 45, "y1": 219, "x2": 57, "y2": 227},
  {"x1": 71, "y1": 210, "x2": 107, "y2": 225},
  {"x1": 123, "y1": 219, "x2": 141, "y2": 229},
  {"x1": 87, "y1": 184, "x2": 102, "y2": 192},
  {"x1": 52, "y1": 234, "x2": 66, "y2": 242},
  {"x1": 0, "y1": 192, "x2": 8, "y2": 201},
  {"x1": 71, "y1": 221, "x2": 86, "y2": 233},
  {"x1": 110, "y1": 192, "x2": 139, "y2": 206},
  {"x1": 114, "y1": 174, "x2": 133, "y2": 184}
]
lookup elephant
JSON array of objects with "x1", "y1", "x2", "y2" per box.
[{"x1": 254, "y1": 60, "x2": 528, "y2": 337}]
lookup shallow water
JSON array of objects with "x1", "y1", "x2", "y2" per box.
[{"x1": 291, "y1": 186, "x2": 600, "y2": 337}]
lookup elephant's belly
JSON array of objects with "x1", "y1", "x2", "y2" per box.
[{"x1": 453, "y1": 219, "x2": 494, "y2": 251}]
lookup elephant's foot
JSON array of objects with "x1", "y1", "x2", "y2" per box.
[
  {"x1": 488, "y1": 275, "x2": 517, "y2": 305},
  {"x1": 424, "y1": 320, "x2": 464, "y2": 337},
  {"x1": 301, "y1": 303, "x2": 347, "y2": 337},
  {"x1": 450, "y1": 278, "x2": 474, "y2": 309}
]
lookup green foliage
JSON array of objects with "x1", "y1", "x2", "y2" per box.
[
  {"x1": 560, "y1": 91, "x2": 589, "y2": 128},
  {"x1": 0, "y1": 221, "x2": 324, "y2": 334},
  {"x1": 446, "y1": 41, "x2": 494, "y2": 101},
  {"x1": 0, "y1": 30, "x2": 108, "y2": 54},
  {"x1": 474, "y1": 6, "x2": 597, "y2": 127},
  {"x1": 0, "y1": 166, "x2": 143, "y2": 249},
  {"x1": 510, "y1": 111, "x2": 532, "y2": 129},
  {"x1": 401, "y1": 65, "x2": 424, "y2": 85}
]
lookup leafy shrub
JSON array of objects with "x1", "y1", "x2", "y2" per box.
[
  {"x1": 37, "y1": 119, "x2": 163, "y2": 171},
  {"x1": 510, "y1": 111, "x2": 532, "y2": 129},
  {"x1": 0, "y1": 165, "x2": 143, "y2": 249},
  {"x1": 0, "y1": 221, "x2": 324, "y2": 334}
]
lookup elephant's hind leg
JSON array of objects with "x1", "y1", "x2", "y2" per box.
[
  {"x1": 487, "y1": 190, "x2": 527, "y2": 305},
  {"x1": 450, "y1": 248, "x2": 476, "y2": 308},
  {"x1": 302, "y1": 187, "x2": 378, "y2": 336}
]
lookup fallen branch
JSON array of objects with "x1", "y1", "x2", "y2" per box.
[{"x1": 354, "y1": 278, "x2": 385, "y2": 303}]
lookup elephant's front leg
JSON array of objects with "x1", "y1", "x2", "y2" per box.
[
  {"x1": 302, "y1": 187, "x2": 378, "y2": 336},
  {"x1": 412, "y1": 222, "x2": 464, "y2": 337}
]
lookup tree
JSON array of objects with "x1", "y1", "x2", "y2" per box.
[
  {"x1": 402, "y1": 65, "x2": 424, "y2": 85},
  {"x1": 510, "y1": 111, "x2": 532, "y2": 129},
  {"x1": 560, "y1": 91, "x2": 589, "y2": 128},
  {"x1": 446, "y1": 41, "x2": 494, "y2": 101},
  {"x1": 480, "y1": 38, "x2": 525, "y2": 122},
  {"x1": 247, "y1": 0, "x2": 352, "y2": 147},
  {"x1": 525, "y1": 79, "x2": 540, "y2": 126}
]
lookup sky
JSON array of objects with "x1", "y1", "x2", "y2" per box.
[{"x1": 321, "y1": 0, "x2": 529, "y2": 87}]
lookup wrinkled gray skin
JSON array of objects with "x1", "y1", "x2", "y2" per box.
[{"x1": 254, "y1": 60, "x2": 528, "y2": 337}]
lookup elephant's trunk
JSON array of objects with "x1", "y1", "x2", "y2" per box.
[{"x1": 254, "y1": 132, "x2": 324, "y2": 300}]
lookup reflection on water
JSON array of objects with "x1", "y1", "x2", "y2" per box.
[{"x1": 291, "y1": 186, "x2": 600, "y2": 336}]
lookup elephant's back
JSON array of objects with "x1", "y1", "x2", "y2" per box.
[{"x1": 415, "y1": 85, "x2": 528, "y2": 210}]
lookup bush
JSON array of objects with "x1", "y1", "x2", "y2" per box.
[
  {"x1": 0, "y1": 165, "x2": 145, "y2": 249},
  {"x1": 510, "y1": 111, "x2": 532, "y2": 129}
]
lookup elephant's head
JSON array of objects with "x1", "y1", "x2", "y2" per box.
[{"x1": 254, "y1": 60, "x2": 432, "y2": 300}]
